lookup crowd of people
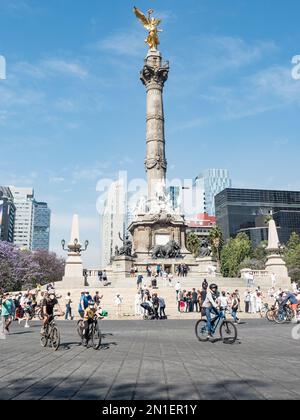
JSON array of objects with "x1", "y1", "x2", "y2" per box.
[
  {"x1": 174, "y1": 279, "x2": 242, "y2": 324},
  {"x1": 134, "y1": 287, "x2": 166, "y2": 319}
]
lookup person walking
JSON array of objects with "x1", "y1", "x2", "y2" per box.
[
  {"x1": 137, "y1": 273, "x2": 143, "y2": 289},
  {"x1": 65, "y1": 292, "x2": 73, "y2": 320},
  {"x1": 159, "y1": 296, "x2": 166, "y2": 319},
  {"x1": 93, "y1": 291, "x2": 103, "y2": 306},
  {"x1": 244, "y1": 290, "x2": 251, "y2": 313},
  {"x1": 192, "y1": 288, "x2": 199, "y2": 312},
  {"x1": 102, "y1": 270, "x2": 108, "y2": 286},
  {"x1": 134, "y1": 292, "x2": 142, "y2": 316},
  {"x1": 231, "y1": 293, "x2": 240, "y2": 324},
  {"x1": 1, "y1": 293, "x2": 14, "y2": 337},
  {"x1": 175, "y1": 281, "x2": 181, "y2": 299},
  {"x1": 115, "y1": 294, "x2": 123, "y2": 317}
]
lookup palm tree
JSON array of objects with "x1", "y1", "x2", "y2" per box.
[
  {"x1": 186, "y1": 232, "x2": 200, "y2": 257},
  {"x1": 208, "y1": 225, "x2": 224, "y2": 265}
]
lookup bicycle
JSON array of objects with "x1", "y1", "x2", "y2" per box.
[
  {"x1": 77, "y1": 315, "x2": 102, "y2": 350},
  {"x1": 40, "y1": 316, "x2": 60, "y2": 351},
  {"x1": 195, "y1": 309, "x2": 237, "y2": 344},
  {"x1": 274, "y1": 304, "x2": 294, "y2": 324}
]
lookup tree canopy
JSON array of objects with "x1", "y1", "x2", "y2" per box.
[{"x1": 0, "y1": 242, "x2": 65, "y2": 292}]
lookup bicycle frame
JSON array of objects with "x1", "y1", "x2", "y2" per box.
[{"x1": 210, "y1": 310, "x2": 225, "y2": 334}]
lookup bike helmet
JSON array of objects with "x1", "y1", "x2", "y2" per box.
[{"x1": 209, "y1": 284, "x2": 218, "y2": 291}]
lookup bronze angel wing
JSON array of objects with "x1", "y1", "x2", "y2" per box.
[{"x1": 133, "y1": 6, "x2": 149, "y2": 27}]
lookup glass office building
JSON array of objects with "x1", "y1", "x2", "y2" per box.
[
  {"x1": 194, "y1": 169, "x2": 232, "y2": 216},
  {"x1": 215, "y1": 188, "x2": 300, "y2": 245},
  {"x1": 32, "y1": 201, "x2": 51, "y2": 251},
  {"x1": 0, "y1": 187, "x2": 16, "y2": 243}
]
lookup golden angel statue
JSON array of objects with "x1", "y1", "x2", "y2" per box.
[{"x1": 133, "y1": 6, "x2": 163, "y2": 51}]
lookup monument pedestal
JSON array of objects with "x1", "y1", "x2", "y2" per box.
[
  {"x1": 196, "y1": 256, "x2": 220, "y2": 277},
  {"x1": 265, "y1": 253, "x2": 290, "y2": 279},
  {"x1": 59, "y1": 252, "x2": 85, "y2": 289},
  {"x1": 112, "y1": 255, "x2": 135, "y2": 280}
]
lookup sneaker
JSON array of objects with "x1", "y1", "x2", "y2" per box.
[{"x1": 24, "y1": 324, "x2": 30, "y2": 328}]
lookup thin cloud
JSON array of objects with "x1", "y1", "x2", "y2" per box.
[{"x1": 42, "y1": 59, "x2": 88, "y2": 79}]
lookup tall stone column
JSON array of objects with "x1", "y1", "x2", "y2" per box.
[{"x1": 140, "y1": 50, "x2": 169, "y2": 205}]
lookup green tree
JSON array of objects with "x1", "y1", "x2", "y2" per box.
[
  {"x1": 284, "y1": 232, "x2": 300, "y2": 283},
  {"x1": 252, "y1": 241, "x2": 268, "y2": 263},
  {"x1": 220, "y1": 233, "x2": 253, "y2": 278},
  {"x1": 208, "y1": 225, "x2": 224, "y2": 263},
  {"x1": 186, "y1": 232, "x2": 201, "y2": 257}
]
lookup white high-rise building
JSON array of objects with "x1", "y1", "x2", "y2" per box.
[
  {"x1": 194, "y1": 169, "x2": 232, "y2": 216},
  {"x1": 10, "y1": 187, "x2": 34, "y2": 250},
  {"x1": 100, "y1": 181, "x2": 127, "y2": 268}
]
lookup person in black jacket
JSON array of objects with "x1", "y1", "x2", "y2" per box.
[{"x1": 152, "y1": 293, "x2": 160, "y2": 319}]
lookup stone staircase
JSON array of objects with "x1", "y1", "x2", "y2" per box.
[{"x1": 54, "y1": 275, "x2": 275, "y2": 320}]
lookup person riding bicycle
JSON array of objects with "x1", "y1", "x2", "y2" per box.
[
  {"x1": 202, "y1": 284, "x2": 220, "y2": 340},
  {"x1": 41, "y1": 292, "x2": 63, "y2": 335},
  {"x1": 83, "y1": 300, "x2": 97, "y2": 347},
  {"x1": 281, "y1": 291, "x2": 299, "y2": 321}
]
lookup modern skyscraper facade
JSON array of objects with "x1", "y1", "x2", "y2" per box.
[
  {"x1": 215, "y1": 188, "x2": 300, "y2": 245},
  {"x1": 32, "y1": 201, "x2": 51, "y2": 251},
  {"x1": 0, "y1": 186, "x2": 15, "y2": 243},
  {"x1": 167, "y1": 186, "x2": 180, "y2": 211},
  {"x1": 194, "y1": 169, "x2": 232, "y2": 216},
  {"x1": 10, "y1": 187, "x2": 34, "y2": 250},
  {"x1": 100, "y1": 181, "x2": 126, "y2": 268}
]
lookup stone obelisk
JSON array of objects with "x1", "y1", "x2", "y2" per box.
[
  {"x1": 60, "y1": 214, "x2": 85, "y2": 289},
  {"x1": 141, "y1": 51, "x2": 169, "y2": 207},
  {"x1": 265, "y1": 218, "x2": 290, "y2": 283}
]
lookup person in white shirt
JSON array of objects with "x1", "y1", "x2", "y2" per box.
[
  {"x1": 250, "y1": 291, "x2": 257, "y2": 314},
  {"x1": 115, "y1": 294, "x2": 123, "y2": 317},
  {"x1": 217, "y1": 291, "x2": 228, "y2": 313},
  {"x1": 134, "y1": 292, "x2": 142, "y2": 316},
  {"x1": 256, "y1": 292, "x2": 263, "y2": 317},
  {"x1": 168, "y1": 273, "x2": 174, "y2": 287},
  {"x1": 175, "y1": 281, "x2": 181, "y2": 299}
]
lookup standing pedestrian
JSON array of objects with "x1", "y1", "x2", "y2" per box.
[
  {"x1": 65, "y1": 292, "x2": 73, "y2": 320},
  {"x1": 231, "y1": 293, "x2": 240, "y2": 324},
  {"x1": 244, "y1": 290, "x2": 251, "y2": 313},
  {"x1": 115, "y1": 294, "x2": 123, "y2": 317}
]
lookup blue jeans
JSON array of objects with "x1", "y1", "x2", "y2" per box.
[
  {"x1": 205, "y1": 307, "x2": 219, "y2": 335},
  {"x1": 65, "y1": 305, "x2": 72, "y2": 320},
  {"x1": 231, "y1": 309, "x2": 239, "y2": 323}
]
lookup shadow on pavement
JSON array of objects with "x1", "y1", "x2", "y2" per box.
[{"x1": 1, "y1": 377, "x2": 271, "y2": 400}]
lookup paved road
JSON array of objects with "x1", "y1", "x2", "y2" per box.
[{"x1": 0, "y1": 319, "x2": 300, "y2": 400}]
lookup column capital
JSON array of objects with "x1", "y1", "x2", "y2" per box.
[{"x1": 140, "y1": 62, "x2": 169, "y2": 88}]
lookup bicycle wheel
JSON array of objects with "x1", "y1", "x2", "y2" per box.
[
  {"x1": 77, "y1": 320, "x2": 84, "y2": 339},
  {"x1": 266, "y1": 309, "x2": 275, "y2": 322},
  {"x1": 40, "y1": 326, "x2": 49, "y2": 348},
  {"x1": 274, "y1": 309, "x2": 287, "y2": 324},
  {"x1": 219, "y1": 321, "x2": 237, "y2": 344},
  {"x1": 195, "y1": 319, "x2": 208, "y2": 342},
  {"x1": 50, "y1": 326, "x2": 60, "y2": 351},
  {"x1": 91, "y1": 322, "x2": 102, "y2": 350}
]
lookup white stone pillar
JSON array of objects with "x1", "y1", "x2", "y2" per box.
[{"x1": 141, "y1": 50, "x2": 169, "y2": 204}]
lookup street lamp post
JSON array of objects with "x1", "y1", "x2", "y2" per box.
[{"x1": 61, "y1": 238, "x2": 89, "y2": 255}]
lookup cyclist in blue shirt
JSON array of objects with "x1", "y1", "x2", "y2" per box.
[{"x1": 78, "y1": 290, "x2": 92, "y2": 318}]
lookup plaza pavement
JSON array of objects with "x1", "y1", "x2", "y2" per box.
[{"x1": 0, "y1": 319, "x2": 300, "y2": 400}]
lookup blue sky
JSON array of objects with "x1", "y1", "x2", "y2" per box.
[{"x1": 1, "y1": 0, "x2": 300, "y2": 267}]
